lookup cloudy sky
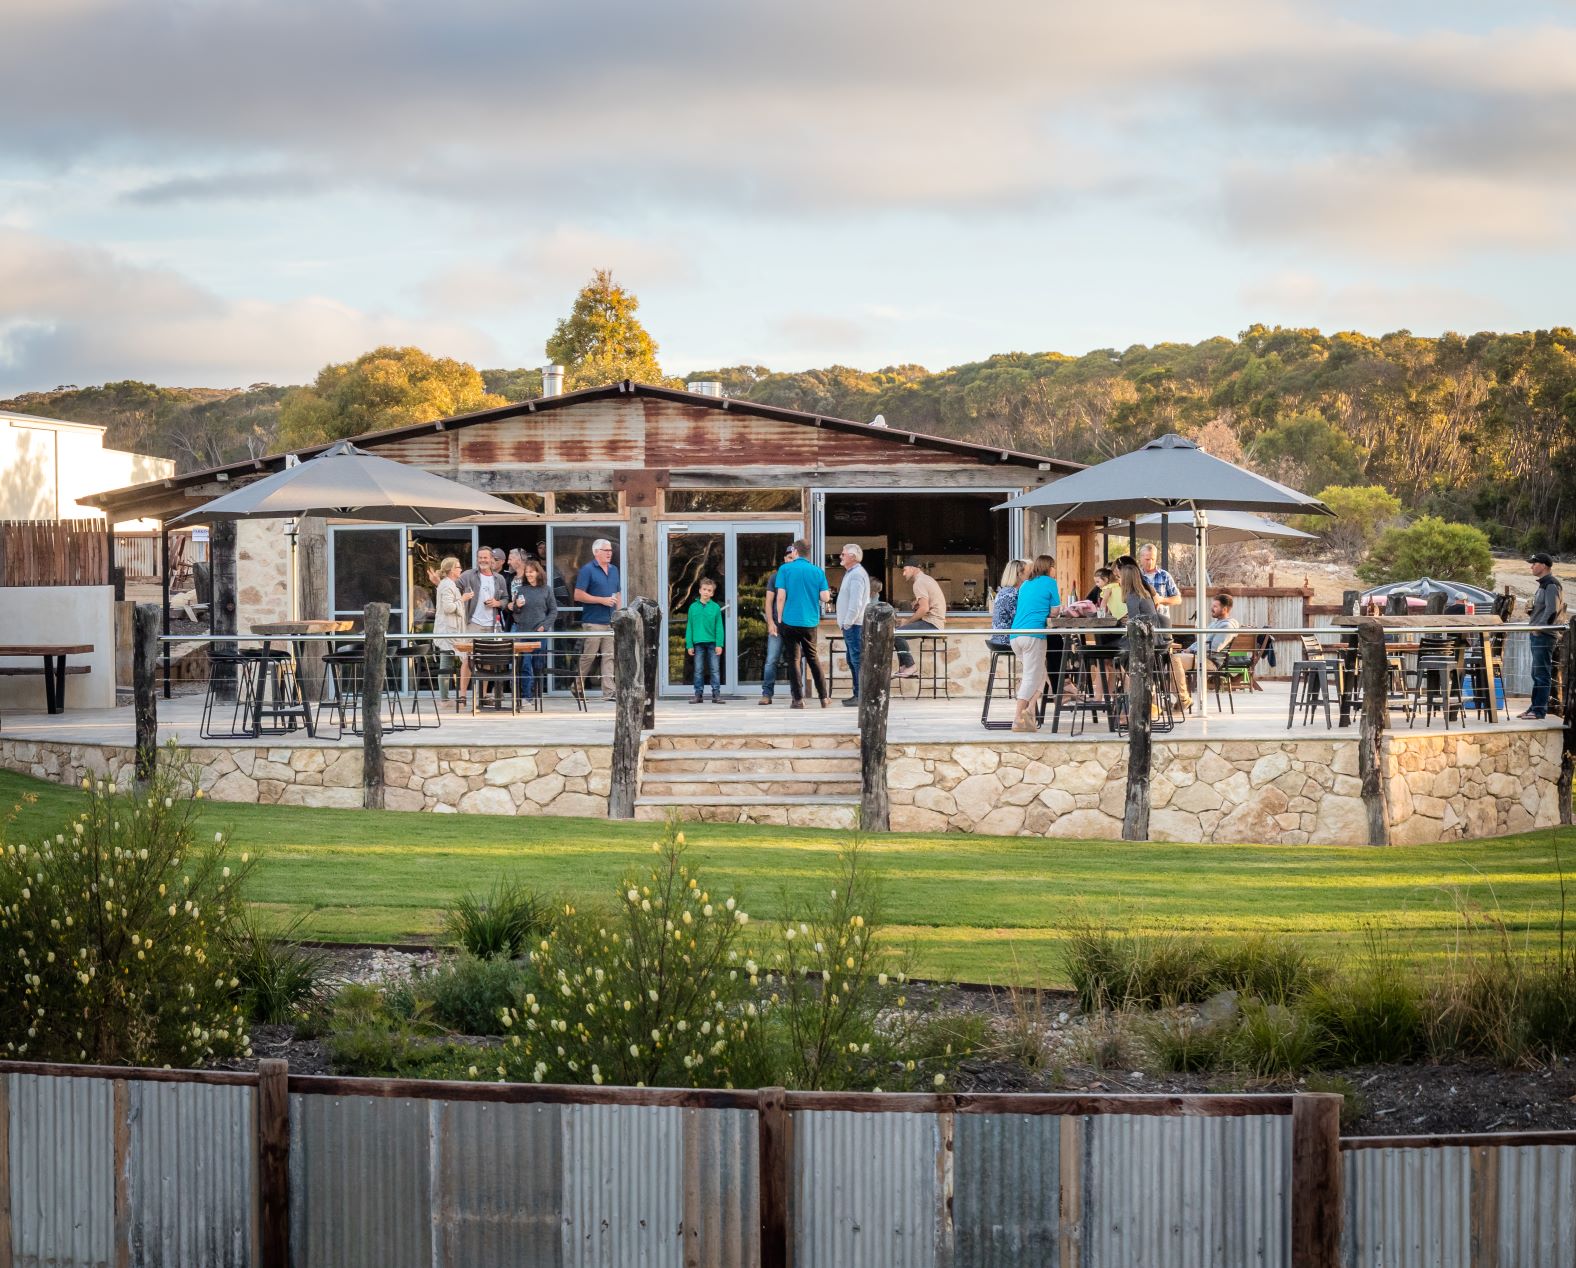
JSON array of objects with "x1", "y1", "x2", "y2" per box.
[{"x1": 2, "y1": 0, "x2": 1573, "y2": 394}]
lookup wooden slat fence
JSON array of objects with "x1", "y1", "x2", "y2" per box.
[{"x1": 0, "y1": 519, "x2": 109, "y2": 587}]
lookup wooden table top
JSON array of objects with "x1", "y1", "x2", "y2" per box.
[
  {"x1": 1332, "y1": 614, "x2": 1494, "y2": 628},
  {"x1": 0, "y1": 644, "x2": 93, "y2": 655},
  {"x1": 250, "y1": 621, "x2": 355, "y2": 636}
]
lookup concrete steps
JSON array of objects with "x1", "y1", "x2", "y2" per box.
[{"x1": 635, "y1": 734, "x2": 860, "y2": 827}]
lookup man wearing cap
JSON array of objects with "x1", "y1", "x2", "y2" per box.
[
  {"x1": 1522, "y1": 552, "x2": 1565, "y2": 720},
  {"x1": 893, "y1": 560, "x2": 947, "y2": 680}
]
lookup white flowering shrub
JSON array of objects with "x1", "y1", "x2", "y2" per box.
[
  {"x1": 0, "y1": 760, "x2": 252, "y2": 1066},
  {"x1": 498, "y1": 820, "x2": 767, "y2": 1088}
]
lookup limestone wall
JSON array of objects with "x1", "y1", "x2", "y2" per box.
[
  {"x1": 0, "y1": 738, "x2": 611, "y2": 817},
  {"x1": 237, "y1": 519, "x2": 291, "y2": 628},
  {"x1": 1387, "y1": 729, "x2": 1563, "y2": 843}
]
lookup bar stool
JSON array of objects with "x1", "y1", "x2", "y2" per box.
[
  {"x1": 200, "y1": 648, "x2": 260, "y2": 739},
  {"x1": 1410, "y1": 656, "x2": 1463, "y2": 729},
  {"x1": 1286, "y1": 658, "x2": 1336, "y2": 728},
  {"x1": 1052, "y1": 644, "x2": 1121, "y2": 736},
  {"x1": 240, "y1": 647, "x2": 313, "y2": 736},
  {"x1": 391, "y1": 643, "x2": 441, "y2": 730},
  {"x1": 980, "y1": 641, "x2": 1018, "y2": 730}
]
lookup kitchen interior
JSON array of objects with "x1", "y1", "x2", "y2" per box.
[{"x1": 823, "y1": 491, "x2": 1012, "y2": 616}]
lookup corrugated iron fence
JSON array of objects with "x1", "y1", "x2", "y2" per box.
[
  {"x1": 0, "y1": 518, "x2": 110, "y2": 586},
  {"x1": 1342, "y1": 1131, "x2": 1576, "y2": 1267},
  {"x1": 0, "y1": 1058, "x2": 1349, "y2": 1268}
]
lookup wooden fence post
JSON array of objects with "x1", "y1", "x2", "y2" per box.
[
  {"x1": 1384, "y1": 593, "x2": 1409, "y2": 617},
  {"x1": 1290, "y1": 1093, "x2": 1342, "y2": 1268},
  {"x1": 211, "y1": 522, "x2": 238, "y2": 700},
  {"x1": 1356, "y1": 618, "x2": 1390, "y2": 846},
  {"x1": 1560, "y1": 616, "x2": 1575, "y2": 826},
  {"x1": 1122, "y1": 617, "x2": 1153, "y2": 842},
  {"x1": 361, "y1": 603, "x2": 388, "y2": 811},
  {"x1": 758, "y1": 1086, "x2": 790, "y2": 1268},
  {"x1": 632, "y1": 596, "x2": 661, "y2": 730},
  {"x1": 610, "y1": 606, "x2": 644, "y2": 819},
  {"x1": 257, "y1": 1058, "x2": 291, "y2": 1268},
  {"x1": 133, "y1": 603, "x2": 160, "y2": 785},
  {"x1": 1341, "y1": 589, "x2": 1360, "y2": 617},
  {"x1": 858, "y1": 602, "x2": 894, "y2": 832}
]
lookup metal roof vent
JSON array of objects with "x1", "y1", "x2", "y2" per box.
[
  {"x1": 689, "y1": 380, "x2": 724, "y2": 398},
  {"x1": 542, "y1": 364, "x2": 565, "y2": 397}
]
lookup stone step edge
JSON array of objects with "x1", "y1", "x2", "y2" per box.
[
  {"x1": 641, "y1": 747, "x2": 859, "y2": 763},
  {"x1": 640, "y1": 772, "x2": 860, "y2": 786},
  {"x1": 634, "y1": 794, "x2": 861, "y2": 807}
]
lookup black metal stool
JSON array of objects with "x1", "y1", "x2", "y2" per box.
[
  {"x1": 1410, "y1": 656, "x2": 1462, "y2": 729},
  {"x1": 1052, "y1": 644, "x2": 1121, "y2": 736},
  {"x1": 240, "y1": 647, "x2": 313, "y2": 736},
  {"x1": 391, "y1": 644, "x2": 441, "y2": 730},
  {"x1": 200, "y1": 649, "x2": 261, "y2": 739},
  {"x1": 980, "y1": 643, "x2": 1018, "y2": 730},
  {"x1": 1286, "y1": 659, "x2": 1335, "y2": 728}
]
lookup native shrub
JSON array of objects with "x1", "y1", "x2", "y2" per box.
[{"x1": 0, "y1": 762, "x2": 252, "y2": 1065}]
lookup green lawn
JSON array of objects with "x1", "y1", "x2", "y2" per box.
[{"x1": 4, "y1": 771, "x2": 1572, "y2": 985}]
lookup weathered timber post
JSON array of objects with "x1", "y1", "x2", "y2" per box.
[
  {"x1": 1385, "y1": 592, "x2": 1409, "y2": 617},
  {"x1": 858, "y1": 602, "x2": 895, "y2": 831},
  {"x1": 1341, "y1": 589, "x2": 1360, "y2": 617},
  {"x1": 757, "y1": 1086, "x2": 790, "y2": 1268},
  {"x1": 1356, "y1": 617, "x2": 1390, "y2": 845},
  {"x1": 133, "y1": 603, "x2": 160, "y2": 785},
  {"x1": 211, "y1": 521, "x2": 239, "y2": 700},
  {"x1": 257, "y1": 1059, "x2": 290, "y2": 1268},
  {"x1": 361, "y1": 602, "x2": 388, "y2": 811},
  {"x1": 296, "y1": 515, "x2": 328, "y2": 703},
  {"x1": 1560, "y1": 616, "x2": 1575, "y2": 826},
  {"x1": 631, "y1": 596, "x2": 661, "y2": 730},
  {"x1": 1424, "y1": 591, "x2": 1447, "y2": 615},
  {"x1": 610, "y1": 606, "x2": 644, "y2": 818},
  {"x1": 1122, "y1": 616, "x2": 1153, "y2": 842},
  {"x1": 1290, "y1": 1093, "x2": 1343, "y2": 1268}
]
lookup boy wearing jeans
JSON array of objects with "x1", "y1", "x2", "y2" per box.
[{"x1": 685, "y1": 578, "x2": 727, "y2": 704}]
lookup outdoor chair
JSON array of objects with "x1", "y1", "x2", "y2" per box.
[
  {"x1": 1205, "y1": 632, "x2": 1260, "y2": 714},
  {"x1": 980, "y1": 640, "x2": 1018, "y2": 730},
  {"x1": 199, "y1": 647, "x2": 261, "y2": 739},
  {"x1": 1461, "y1": 632, "x2": 1504, "y2": 720},
  {"x1": 469, "y1": 638, "x2": 519, "y2": 715}
]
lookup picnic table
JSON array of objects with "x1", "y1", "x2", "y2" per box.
[
  {"x1": 1330, "y1": 614, "x2": 1502, "y2": 725},
  {"x1": 0, "y1": 643, "x2": 93, "y2": 714}
]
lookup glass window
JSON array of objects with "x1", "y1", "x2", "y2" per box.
[
  {"x1": 494, "y1": 492, "x2": 546, "y2": 514},
  {"x1": 555, "y1": 491, "x2": 619, "y2": 515},
  {"x1": 407, "y1": 529, "x2": 474, "y2": 634},
  {"x1": 665, "y1": 488, "x2": 802, "y2": 514},
  {"x1": 551, "y1": 524, "x2": 623, "y2": 615},
  {"x1": 332, "y1": 529, "x2": 403, "y2": 617}
]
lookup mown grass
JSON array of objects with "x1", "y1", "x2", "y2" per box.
[{"x1": 2, "y1": 770, "x2": 1571, "y2": 986}]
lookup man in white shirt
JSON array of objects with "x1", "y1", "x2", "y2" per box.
[
  {"x1": 835, "y1": 543, "x2": 871, "y2": 706},
  {"x1": 459, "y1": 552, "x2": 505, "y2": 634}
]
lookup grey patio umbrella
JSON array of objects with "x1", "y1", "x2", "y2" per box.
[
  {"x1": 1130, "y1": 509, "x2": 1318, "y2": 546},
  {"x1": 169, "y1": 440, "x2": 532, "y2": 526},
  {"x1": 996, "y1": 433, "x2": 1333, "y2": 714}
]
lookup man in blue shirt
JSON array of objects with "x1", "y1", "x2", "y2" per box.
[
  {"x1": 773, "y1": 539, "x2": 831, "y2": 708},
  {"x1": 573, "y1": 538, "x2": 621, "y2": 701},
  {"x1": 1138, "y1": 544, "x2": 1181, "y2": 627}
]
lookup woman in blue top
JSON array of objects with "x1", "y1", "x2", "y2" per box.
[{"x1": 1009, "y1": 555, "x2": 1060, "y2": 731}]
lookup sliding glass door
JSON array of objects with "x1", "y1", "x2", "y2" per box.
[{"x1": 658, "y1": 521, "x2": 800, "y2": 695}]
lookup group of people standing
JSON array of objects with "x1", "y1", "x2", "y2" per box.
[{"x1": 429, "y1": 539, "x2": 622, "y2": 707}]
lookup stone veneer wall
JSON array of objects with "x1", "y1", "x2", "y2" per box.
[
  {"x1": 0, "y1": 728, "x2": 1559, "y2": 843},
  {"x1": 886, "y1": 727, "x2": 1564, "y2": 844},
  {"x1": 237, "y1": 519, "x2": 291, "y2": 628},
  {"x1": 0, "y1": 739, "x2": 611, "y2": 818}
]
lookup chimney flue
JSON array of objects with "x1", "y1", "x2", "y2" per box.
[
  {"x1": 689, "y1": 380, "x2": 723, "y2": 398},
  {"x1": 542, "y1": 364, "x2": 565, "y2": 397}
]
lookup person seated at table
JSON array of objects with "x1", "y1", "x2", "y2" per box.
[
  {"x1": 989, "y1": 559, "x2": 1027, "y2": 652},
  {"x1": 893, "y1": 560, "x2": 948, "y2": 681},
  {"x1": 509, "y1": 558, "x2": 557, "y2": 702},
  {"x1": 1170, "y1": 591, "x2": 1239, "y2": 706},
  {"x1": 433, "y1": 556, "x2": 471, "y2": 705},
  {"x1": 1095, "y1": 566, "x2": 1124, "y2": 619},
  {"x1": 1009, "y1": 554, "x2": 1059, "y2": 732}
]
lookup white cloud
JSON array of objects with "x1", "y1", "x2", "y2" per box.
[
  {"x1": 0, "y1": 231, "x2": 497, "y2": 392},
  {"x1": 1239, "y1": 272, "x2": 1512, "y2": 333}
]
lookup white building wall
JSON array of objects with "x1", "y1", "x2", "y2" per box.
[
  {"x1": 0, "y1": 585, "x2": 116, "y2": 710},
  {"x1": 0, "y1": 412, "x2": 172, "y2": 531}
]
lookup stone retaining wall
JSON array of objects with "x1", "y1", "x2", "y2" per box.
[{"x1": 0, "y1": 739, "x2": 612, "y2": 818}]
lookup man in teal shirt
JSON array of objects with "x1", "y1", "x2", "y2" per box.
[{"x1": 774, "y1": 540, "x2": 831, "y2": 708}]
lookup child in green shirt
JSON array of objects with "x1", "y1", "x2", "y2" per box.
[{"x1": 685, "y1": 578, "x2": 727, "y2": 703}]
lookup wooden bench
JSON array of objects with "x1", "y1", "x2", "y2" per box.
[{"x1": 0, "y1": 644, "x2": 94, "y2": 715}]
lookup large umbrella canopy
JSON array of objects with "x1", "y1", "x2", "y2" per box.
[
  {"x1": 995, "y1": 433, "x2": 1331, "y2": 718},
  {"x1": 1129, "y1": 508, "x2": 1318, "y2": 545},
  {"x1": 169, "y1": 440, "x2": 533, "y2": 526},
  {"x1": 1361, "y1": 577, "x2": 1497, "y2": 607},
  {"x1": 995, "y1": 433, "x2": 1332, "y2": 519}
]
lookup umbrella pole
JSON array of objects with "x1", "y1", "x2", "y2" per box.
[{"x1": 1195, "y1": 509, "x2": 1208, "y2": 717}]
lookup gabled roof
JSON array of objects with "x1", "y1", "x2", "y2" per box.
[{"x1": 81, "y1": 379, "x2": 1079, "y2": 514}]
